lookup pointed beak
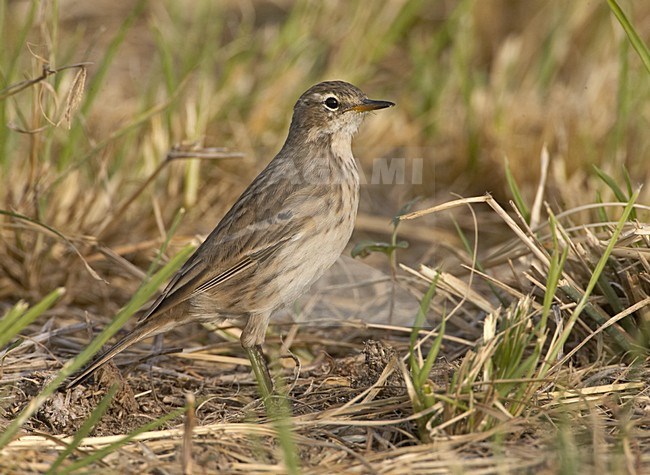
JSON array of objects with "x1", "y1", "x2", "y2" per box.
[{"x1": 347, "y1": 98, "x2": 395, "y2": 113}]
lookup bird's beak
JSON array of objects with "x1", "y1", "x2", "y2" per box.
[{"x1": 347, "y1": 98, "x2": 395, "y2": 113}]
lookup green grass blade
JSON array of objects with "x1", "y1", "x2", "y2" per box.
[
  {"x1": 595, "y1": 190, "x2": 609, "y2": 223},
  {"x1": 64, "y1": 243, "x2": 196, "y2": 375},
  {"x1": 540, "y1": 188, "x2": 640, "y2": 375},
  {"x1": 596, "y1": 273, "x2": 624, "y2": 316},
  {"x1": 504, "y1": 158, "x2": 530, "y2": 223},
  {"x1": 451, "y1": 216, "x2": 473, "y2": 257},
  {"x1": 539, "y1": 214, "x2": 568, "y2": 330},
  {"x1": 593, "y1": 165, "x2": 626, "y2": 202},
  {"x1": 0, "y1": 244, "x2": 195, "y2": 450},
  {"x1": 593, "y1": 165, "x2": 636, "y2": 220},
  {"x1": 607, "y1": 0, "x2": 650, "y2": 75},
  {"x1": 408, "y1": 279, "x2": 439, "y2": 382},
  {"x1": 0, "y1": 301, "x2": 29, "y2": 339},
  {"x1": 266, "y1": 390, "x2": 301, "y2": 475},
  {"x1": 0, "y1": 288, "x2": 65, "y2": 349},
  {"x1": 416, "y1": 317, "x2": 445, "y2": 389},
  {"x1": 622, "y1": 167, "x2": 634, "y2": 197},
  {"x1": 145, "y1": 207, "x2": 186, "y2": 278},
  {"x1": 0, "y1": 0, "x2": 38, "y2": 167}
]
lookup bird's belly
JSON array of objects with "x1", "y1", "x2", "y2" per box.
[{"x1": 272, "y1": 217, "x2": 354, "y2": 305}]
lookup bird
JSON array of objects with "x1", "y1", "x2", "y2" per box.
[{"x1": 66, "y1": 81, "x2": 394, "y2": 396}]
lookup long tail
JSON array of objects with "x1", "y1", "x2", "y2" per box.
[{"x1": 66, "y1": 319, "x2": 163, "y2": 389}]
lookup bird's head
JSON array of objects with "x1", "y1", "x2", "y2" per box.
[{"x1": 289, "y1": 81, "x2": 394, "y2": 142}]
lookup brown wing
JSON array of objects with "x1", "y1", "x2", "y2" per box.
[{"x1": 137, "y1": 156, "x2": 309, "y2": 324}]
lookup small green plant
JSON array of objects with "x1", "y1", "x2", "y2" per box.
[
  {"x1": 404, "y1": 277, "x2": 445, "y2": 440},
  {"x1": 352, "y1": 199, "x2": 417, "y2": 320},
  {"x1": 351, "y1": 200, "x2": 415, "y2": 262}
]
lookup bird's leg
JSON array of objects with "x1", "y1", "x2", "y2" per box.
[
  {"x1": 241, "y1": 313, "x2": 274, "y2": 401},
  {"x1": 245, "y1": 345, "x2": 274, "y2": 400}
]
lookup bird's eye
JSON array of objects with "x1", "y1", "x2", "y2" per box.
[{"x1": 324, "y1": 97, "x2": 339, "y2": 110}]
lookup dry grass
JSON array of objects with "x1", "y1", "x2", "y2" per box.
[{"x1": 1, "y1": 0, "x2": 650, "y2": 473}]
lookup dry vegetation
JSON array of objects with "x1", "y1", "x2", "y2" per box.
[{"x1": 1, "y1": 0, "x2": 650, "y2": 473}]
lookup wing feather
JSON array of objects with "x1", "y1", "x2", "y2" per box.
[{"x1": 137, "y1": 158, "x2": 318, "y2": 324}]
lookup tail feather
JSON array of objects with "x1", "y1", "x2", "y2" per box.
[{"x1": 66, "y1": 321, "x2": 161, "y2": 389}]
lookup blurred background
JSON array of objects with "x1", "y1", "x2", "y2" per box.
[{"x1": 2, "y1": 0, "x2": 650, "y2": 323}]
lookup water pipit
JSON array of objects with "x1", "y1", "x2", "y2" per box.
[{"x1": 67, "y1": 81, "x2": 394, "y2": 397}]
